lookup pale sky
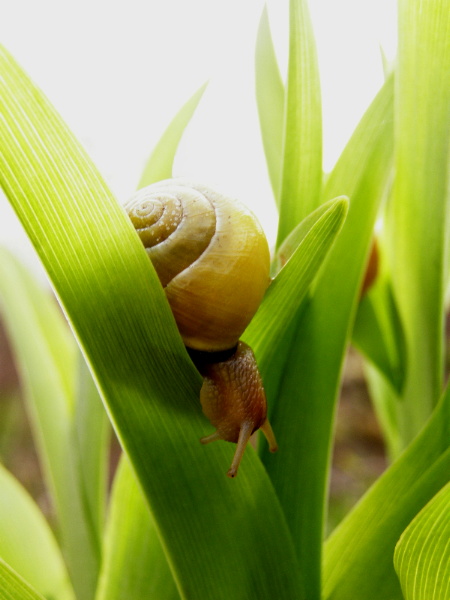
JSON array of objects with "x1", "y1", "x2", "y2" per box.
[{"x1": 1, "y1": 0, "x2": 397, "y2": 277}]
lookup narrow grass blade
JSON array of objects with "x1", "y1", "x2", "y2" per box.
[
  {"x1": 262, "y1": 75, "x2": 395, "y2": 599},
  {"x1": 137, "y1": 83, "x2": 207, "y2": 188},
  {"x1": 323, "y1": 383, "x2": 450, "y2": 600},
  {"x1": 0, "y1": 465, "x2": 74, "y2": 600},
  {"x1": 96, "y1": 458, "x2": 180, "y2": 600},
  {"x1": 0, "y1": 561, "x2": 46, "y2": 600},
  {"x1": 0, "y1": 48, "x2": 304, "y2": 600},
  {"x1": 277, "y1": 0, "x2": 322, "y2": 245},
  {"x1": 0, "y1": 249, "x2": 102, "y2": 600},
  {"x1": 255, "y1": 5, "x2": 285, "y2": 202},
  {"x1": 394, "y1": 481, "x2": 450, "y2": 600},
  {"x1": 384, "y1": 0, "x2": 450, "y2": 443}
]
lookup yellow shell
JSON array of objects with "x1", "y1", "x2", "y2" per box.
[{"x1": 124, "y1": 179, "x2": 270, "y2": 352}]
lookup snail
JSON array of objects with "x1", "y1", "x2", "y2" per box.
[{"x1": 124, "y1": 179, "x2": 277, "y2": 477}]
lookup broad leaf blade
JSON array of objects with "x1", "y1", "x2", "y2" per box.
[
  {"x1": 277, "y1": 0, "x2": 322, "y2": 245},
  {"x1": 0, "y1": 465, "x2": 74, "y2": 600},
  {"x1": 255, "y1": 5, "x2": 285, "y2": 202},
  {"x1": 0, "y1": 248, "x2": 102, "y2": 600},
  {"x1": 137, "y1": 82, "x2": 207, "y2": 188},
  {"x1": 0, "y1": 47, "x2": 304, "y2": 600},
  {"x1": 0, "y1": 561, "x2": 46, "y2": 600},
  {"x1": 96, "y1": 458, "x2": 179, "y2": 600},
  {"x1": 394, "y1": 481, "x2": 450, "y2": 600},
  {"x1": 323, "y1": 383, "x2": 450, "y2": 600}
]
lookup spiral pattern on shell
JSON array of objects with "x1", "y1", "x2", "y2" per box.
[{"x1": 124, "y1": 179, "x2": 271, "y2": 352}]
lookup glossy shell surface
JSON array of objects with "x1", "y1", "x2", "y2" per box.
[{"x1": 124, "y1": 179, "x2": 270, "y2": 351}]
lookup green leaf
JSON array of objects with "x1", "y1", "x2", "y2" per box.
[
  {"x1": 262, "y1": 74, "x2": 395, "y2": 600},
  {"x1": 323, "y1": 383, "x2": 450, "y2": 600},
  {"x1": 137, "y1": 82, "x2": 207, "y2": 188},
  {"x1": 277, "y1": 0, "x2": 322, "y2": 245},
  {"x1": 364, "y1": 362, "x2": 403, "y2": 460},
  {"x1": 99, "y1": 72, "x2": 209, "y2": 600},
  {"x1": 73, "y1": 356, "x2": 110, "y2": 555},
  {"x1": 0, "y1": 248, "x2": 103, "y2": 600},
  {"x1": 384, "y1": 0, "x2": 450, "y2": 443},
  {"x1": 96, "y1": 458, "x2": 179, "y2": 600},
  {"x1": 0, "y1": 47, "x2": 304, "y2": 600},
  {"x1": 394, "y1": 481, "x2": 450, "y2": 600},
  {"x1": 271, "y1": 197, "x2": 346, "y2": 276},
  {"x1": 0, "y1": 464, "x2": 74, "y2": 600},
  {"x1": 255, "y1": 5, "x2": 285, "y2": 202},
  {"x1": 0, "y1": 560, "x2": 46, "y2": 600},
  {"x1": 352, "y1": 269, "x2": 407, "y2": 395},
  {"x1": 245, "y1": 196, "x2": 348, "y2": 404}
]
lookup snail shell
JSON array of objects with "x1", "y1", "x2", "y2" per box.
[{"x1": 124, "y1": 179, "x2": 271, "y2": 351}]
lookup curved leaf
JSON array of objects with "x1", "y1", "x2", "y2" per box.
[
  {"x1": 245, "y1": 196, "x2": 348, "y2": 404},
  {"x1": 394, "y1": 481, "x2": 450, "y2": 600},
  {"x1": 262, "y1": 74, "x2": 395, "y2": 599},
  {"x1": 0, "y1": 248, "x2": 104, "y2": 600},
  {"x1": 0, "y1": 47, "x2": 304, "y2": 600},
  {"x1": 353, "y1": 272, "x2": 407, "y2": 395},
  {"x1": 137, "y1": 83, "x2": 207, "y2": 188},
  {"x1": 255, "y1": 5, "x2": 285, "y2": 202},
  {"x1": 384, "y1": 0, "x2": 450, "y2": 442},
  {"x1": 277, "y1": 0, "x2": 322, "y2": 245},
  {"x1": 98, "y1": 77, "x2": 210, "y2": 600},
  {"x1": 0, "y1": 561, "x2": 45, "y2": 600},
  {"x1": 323, "y1": 383, "x2": 450, "y2": 600},
  {"x1": 96, "y1": 458, "x2": 179, "y2": 600},
  {"x1": 0, "y1": 465, "x2": 74, "y2": 600}
]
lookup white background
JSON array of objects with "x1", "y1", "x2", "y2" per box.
[{"x1": 1, "y1": 0, "x2": 397, "y2": 278}]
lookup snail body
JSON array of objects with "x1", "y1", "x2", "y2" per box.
[{"x1": 125, "y1": 179, "x2": 277, "y2": 476}]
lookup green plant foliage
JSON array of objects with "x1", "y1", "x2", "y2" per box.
[
  {"x1": 0, "y1": 248, "x2": 105, "y2": 600},
  {"x1": 137, "y1": 82, "x2": 207, "y2": 188},
  {"x1": 276, "y1": 0, "x2": 322, "y2": 244},
  {"x1": 0, "y1": 46, "x2": 305, "y2": 600},
  {"x1": 0, "y1": 465, "x2": 74, "y2": 600},
  {"x1": 255, "y1": 5, "x2": 285, "y2": 202},
  {"x1": 246, "y1": 196, "x2": 348, "y2": 404},
  {"x1": 323, "y1": 383, "x2": 450, "y2": 600},
  {"x1": 96, "y1": 458, "x2": 180, "y2": 600},
  {"x1": 394, "y1": 481, "x2": 450, "y2": 600},
  {"x1": 382, "y1": 0, "x2": 450, "y2": 446},
  {"x1": 0, "y1": 0, "x2": 449, "y2": 597},
  {"x1": 353, "y1": 265, "x2": 407, "y2": 395},
  {"x1": 261, "y1": 73, "x2": 395, "y2": 600},
  {"x1": 0, "y1": 561, "x2": 46, "y2": 600}
]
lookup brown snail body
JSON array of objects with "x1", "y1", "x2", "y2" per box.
[{"x1": 124, "y1": 179, "x2": 277, "y2": 476}]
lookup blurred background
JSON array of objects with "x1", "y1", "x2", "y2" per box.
[
  {"x1": 1, "y1": 0, "x2": 397, "y2": 269},
  {"x1": 0, "y1": 0, "x2": 397, "y2": 527}
]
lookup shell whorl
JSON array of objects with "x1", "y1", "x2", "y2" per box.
[{"x1": 124, "y1": 179, "x2": 270, "y2": 352}]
